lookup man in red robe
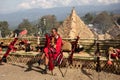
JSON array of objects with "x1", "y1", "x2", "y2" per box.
[{"x1": 42, "y1": 28, "x2": 63, "y2": 74}]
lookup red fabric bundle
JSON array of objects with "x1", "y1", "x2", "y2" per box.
[
  {"x1": 19, "y1": 29, "x2": 27, "y2": 36},
  {"x1": 4, "y1": 38, "x2": 18, "y2": 57},
  {"x1": 107, "y1": 60, "x2": 112, "y2": 65}
]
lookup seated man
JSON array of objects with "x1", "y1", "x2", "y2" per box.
[
  {"x1": 38, "y1": 28, "x2": 63, "y2": 74},
  {"x1": 108, "y1": 47, "x2": 120, "y2": 60}
]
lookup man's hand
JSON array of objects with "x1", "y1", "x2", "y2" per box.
[{"x1": 53, "y1": 45, "x2": 56, "y2": 48}]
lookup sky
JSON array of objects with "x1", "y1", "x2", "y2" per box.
[{"x1": 0, "y1": 0, "x2": 120, "y2": 14}]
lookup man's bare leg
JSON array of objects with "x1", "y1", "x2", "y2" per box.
[
  {"x1": 38, "y1": 53, "x2": 45, "y2": 65},
  {"x1": 42, "y1": 56, "x2": 49, "y2": 74}
]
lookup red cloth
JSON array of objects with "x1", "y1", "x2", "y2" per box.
[
  {"x1": 111, "y1": 53, "x2": 118, "y2": 59},
  {"x1": 44, "y1": 34, "x2": 51, "y2": 48},
  {"x1": 19, "y1": 29, "x2": 27, "y2": 35},
  {"x1": 44, "y1": 36, "x2": 62, "y2": 59},
  {"x1": 107, "y1": 60, "x2": 112, "y2": 65},
  {"x1": 53, "y1": 36, "x2": 62, "y2": 60},
  {"x1": 111, "y1": 49, "x2": 120, "y2": 59},
  {"x1": 44, "y1": 34, "x2": 51, "y2": 58},
  {"x1": 4, "y1": 38, "x2": 18, "y2": 57},
  {"x1": 0, "y1": 47, "x2": 2, "y2": 53},
  {"x1": 23, "y1": 40, "x2": 28, "y2": 44},
  {"x1": 44, "y1": 48, "x2": 49, "y2": 58},
  {"x1": 48, "y1": 50, "x2": 54, "y2": 71},
  {"x1": 44, "y1": 34, "x2": 62, "y2": 59},
  {"x1": 55, "y1": 51, "x2": 63, "y2": 65},
  {"x1": 44, "y1": 34, "x2": 62, "y2": 71},
  {"x1": 116, "y1": 49, "x2": 120, "y2": 53},
  {"x1": 116, "y1": 49, "x2": 120, "y2": 58}
]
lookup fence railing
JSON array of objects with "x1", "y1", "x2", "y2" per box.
[
  {"x1": 4, "y1": 53, "x2": 120, "y2": 74},
  {"x1": 0, "y1": 37, "x2": 120, "y2": 53},
  {"x1": 0, "y1": 37, "x2": 120, "y2": 74}
]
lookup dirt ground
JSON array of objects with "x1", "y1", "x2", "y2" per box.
[{"x1": 0, "y1": 63, "x2": 120, "y2": 80}]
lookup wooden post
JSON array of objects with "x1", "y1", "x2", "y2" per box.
[{"x1": 37, "y1": 36, "x2": 40, "y2": 45}]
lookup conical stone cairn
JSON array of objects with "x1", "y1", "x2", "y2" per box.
[{"x1": 58, "y1": 8, "x2": 94, "y2": 39}]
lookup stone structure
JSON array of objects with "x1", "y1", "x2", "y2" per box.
[{"x1": 58, "y1": 8, "x2": 94, "y2": 39}]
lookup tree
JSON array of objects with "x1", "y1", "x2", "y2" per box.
[
  {"x1": 18, "y1": 19, "x2": 37, "y2": 36},
  {"x1": 0, "y1": 21, "x2": 10, "y2": 37},
  {"x1": 37, "y1": 15, "x2": 59, "y2": 35},
  {"x1": 117, "y1": 18, "x2": 120, "y2": 25},
  {"x1": 92, "y1": 11, "x2": 114, "y2": 34},
  {"x1": 83, "y1": 13, "x2": 95, "y2": 24}
]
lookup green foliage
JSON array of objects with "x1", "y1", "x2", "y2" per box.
[
  {"x1": 37, "y1": 15, "x2": 59, "y2": 35},
  {"x1": 17, "y1": 15, "x2": 59, "y2": 36},
  {"x1": 92, "y1": 11, "x2": 114, "y2": 33},
  {"x1": 18, "y1": 19, "x2": 38, "y2": 36},
  {"x1": 59, "y1": 21, "x2": 63, "y2": 25},
  {"x1": 83, "y1": 13, "x2": 95, "y2": 24},
  {"x1": 117, "y1": 18, "x2": 120, "y2": 25},
  {"x1": 0, "y1": 21, "x2": 10, "y2": 37}
]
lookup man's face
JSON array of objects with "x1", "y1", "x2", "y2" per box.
[{"x1": 51, "y1": 29, "x2": 57, "y2": 36}]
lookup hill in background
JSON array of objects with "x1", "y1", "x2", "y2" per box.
[{"x1": 0, "y1": 3, "x2": 120, "y2": 29}]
